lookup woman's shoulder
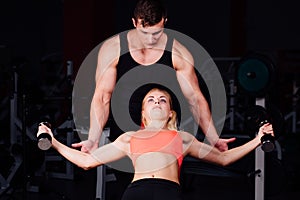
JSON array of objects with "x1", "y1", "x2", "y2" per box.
[
  {"x1": 116, "y1": 131, "x2": 136, "y2": 143},
  {"x1": 177, "y1": 130, "x2": 195, "y2": 142}
]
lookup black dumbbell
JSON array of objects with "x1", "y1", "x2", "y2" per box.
[
  {"x1": 259, "y1": 120, "x2": 275, "y2": 152},
  {"x1": 37, "y1": 122, "x2": 52, "y2": 150}
]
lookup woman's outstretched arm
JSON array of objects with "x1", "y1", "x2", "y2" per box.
[
  {"x1": 37, "y1": 124, "x2": 129, "y2": 170},
  {"x1": 183, "y1": 123, "x2": 273, "y2": 166}
]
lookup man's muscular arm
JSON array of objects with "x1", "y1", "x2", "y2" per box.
[
  {"x1": 172, "y1": 39, "x2": 235, "y2": 151},
  {"x1": 72, "y1": 36, "x2": 120, "y2": 152}
]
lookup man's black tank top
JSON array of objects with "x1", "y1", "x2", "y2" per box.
[
  {"x1": 116, "y1": 31, "x2": 174, "y2": 80},
  {"x1": 107, "y1": 31, "x2": 176, "y2": 141}
]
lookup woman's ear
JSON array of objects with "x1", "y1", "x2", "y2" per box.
[
  {"x1": 141, "y1": 110, "x2": 147, "y2": 126},
  {"x1": 141, "y1": 110, "x2": 145, "y2": 120},
  {"x1": 169, "y1": 110, "x2": 173, "y2": 118}
]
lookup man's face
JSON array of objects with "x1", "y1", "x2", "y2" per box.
[{"x1": 133, "y1": 18, "x2": 165, "y2": 48}]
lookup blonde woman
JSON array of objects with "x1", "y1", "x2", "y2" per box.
[{"x1": 38, "y1": 87, "x2": 273, "y2": 200}]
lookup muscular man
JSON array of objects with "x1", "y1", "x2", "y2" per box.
[
  {"x1": 72, "y1": 0, "x2": 235, "y2": 153},
  {"x1": 72, "y1": 1, "x2": 236, "y2": 199}
]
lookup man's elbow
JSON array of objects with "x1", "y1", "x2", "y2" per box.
[
  {"x1": 101, "y1": 92, "x2": 112, "y2": 105},
  {"x1": 92, "y1": 90, "x2": 111, "y2": 107},
  {"x1": 188, "y1": 92, "x2": 208, "y2": 109}
]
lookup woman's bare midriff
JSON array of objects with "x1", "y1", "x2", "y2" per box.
[{"x1": 131, "y1": 152, "x2": 180, "y2": 184}]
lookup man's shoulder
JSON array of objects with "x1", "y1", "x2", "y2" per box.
[
  {"x1": 98, "y1": 34, "x2": 121, "y2": 59},
  {"x1": 172, "y1": 38, "x2": 187, "y2": 51},
  {"x1": 104, "y1": 30, "x2": 131, "y2": 47},
  {"x1": 171, "y1": 38, "x2": 194, "y2": 65},
  {"x1": 102, "y1": 34, "x2": 121, "y2": 49}
]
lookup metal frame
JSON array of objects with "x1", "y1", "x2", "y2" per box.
[
  {"x1": 255, "y1": 97, "x2": 266, "y2": 200},
  {"x1": 95, "y1": 128, "x2": 116, "y2": 200}
]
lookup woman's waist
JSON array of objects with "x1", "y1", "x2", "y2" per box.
[
  {"x1": 131, "y1": 176, "x2": 180, "y2": 186},
  {"x1": 132, "y1": 163, "x2": 179, "y2": 184}
]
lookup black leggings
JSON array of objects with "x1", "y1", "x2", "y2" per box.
[{"x1": 121, "y1": 178, "x2": 184, "y2": 200}]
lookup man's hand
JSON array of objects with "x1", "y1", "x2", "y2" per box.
[
  {"x1": 72, "y1": 140, "x2": 98, "y2": 153},
  {"x1": 214, "y1": 138, "x2": 236, "y2": 152}
]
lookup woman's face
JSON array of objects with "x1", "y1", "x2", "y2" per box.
[{"x1": 142, "y1": 89, "x2": 172, "y2": 122}]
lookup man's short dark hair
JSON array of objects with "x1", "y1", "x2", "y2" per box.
[{"x1": 133, "y1": 0, "x2": 167, "y2": 27}]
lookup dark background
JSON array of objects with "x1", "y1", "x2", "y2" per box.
[{"x1": 0, "y1": 0, "x2": 300, "y2": 199}]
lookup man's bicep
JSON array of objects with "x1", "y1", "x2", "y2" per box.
[
  {"x1": 173, "y1": 40, "x2": 205, "y2": 100},
  {"x1": 95, "y1": 35, "x2": 120, "y2": 83},
  {"x1": 92, "y1": 67, "x2": 117, "y2": 110},
  {"x1": 176, "y1": 66, "x2": 204, "y2": 101}
]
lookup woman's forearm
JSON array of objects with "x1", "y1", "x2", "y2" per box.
[
  {"x1": 52, "y1": 138, "x2": 101, "y2": 170},
  {"x1": 221, "y1": 136, "x2": 261, "y2": 166}
]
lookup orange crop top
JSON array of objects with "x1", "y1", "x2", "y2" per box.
[{"x1": 130, "y1": 130, "x2": 183, "y2": 170}]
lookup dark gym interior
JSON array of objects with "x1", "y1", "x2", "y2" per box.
[{"x1": 1, "y1": 0, "x2": 300, "y2": 200}]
